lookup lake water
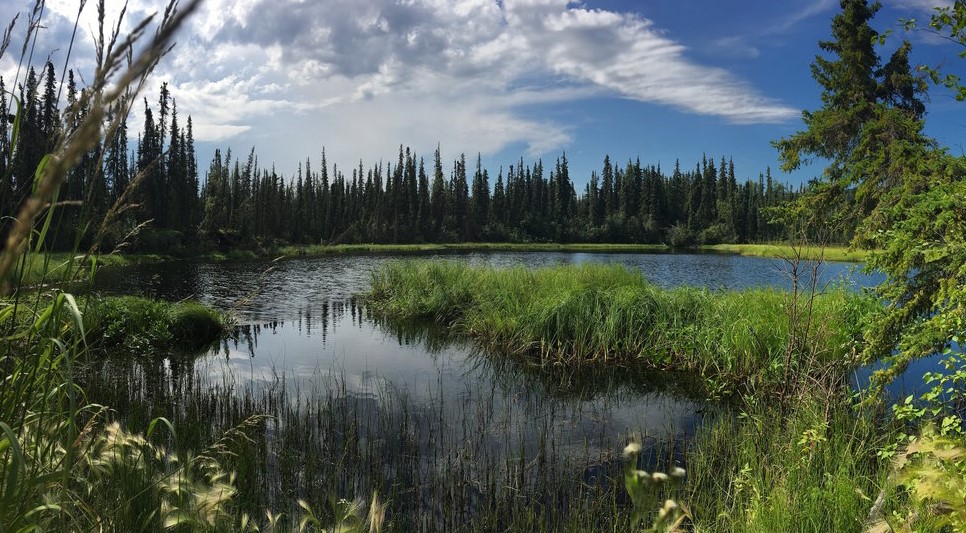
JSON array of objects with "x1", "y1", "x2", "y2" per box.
[
  {"x1": 91, "y1": 250, "x2": 875, "y2": 416},
  {"x1": 89, "y1": 251, "x2": 891, "y2": 527}
]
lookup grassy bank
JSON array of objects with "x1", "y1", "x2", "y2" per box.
[
  {"x1": 16, "y1": 243, "x2": 864, "y2": 287},
  {"x1": 83, "y1": 296, "x2": 232, "y2": 354},
  {"x1": 275, "y1": 241, "x2": 670, "y2": 256},
  {"x1": 700, "y1": 243, "x2": 868, "y2": 263},
  {"x1": 366, "y1": 261, "x2": 877, "y2": 393},
  {"x1": 12, "y1": 252, "x2": 175, "y2": 287},
  {"x1": 367, "y1": 261, "x2": 894, "y2": 530},
  {"x1": 276, "y1": 241, "x2": 868, "y2": 263}
]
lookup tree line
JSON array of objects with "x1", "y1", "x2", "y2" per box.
[
  {"x1": 1, "y1": 63, "x2": 200, "y2": 252},
  {"x1": 1, "y1": 66, "x2": 801, "y2": 253},
  {"x1": 200, "y1": 147, "x2": 796, "y2": 248}
]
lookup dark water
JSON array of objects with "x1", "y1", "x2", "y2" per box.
[
  {"x1": 91, "y1": 250, "x2": 877, "y2": 402},
  {"x1": 89, "y1": 251, "x2": 884, "y2": 526},
  {"x1": 91, "y1": 250, "x2": 878, "y2": 415},
  {"x1": 94, "y1": 251, "x2": 872, "y2": 323}
]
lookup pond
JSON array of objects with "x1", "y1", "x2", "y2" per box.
[{"x1": 87, "y1": 251, "x2": 878, "y2": 529}]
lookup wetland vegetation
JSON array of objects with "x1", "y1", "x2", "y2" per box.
[
  {"x1": 3, "y1": 0, "x2": 966, "y2": 531},
  {"x1": 366, "y1": 261, "x2": 876, "y2": 395}
]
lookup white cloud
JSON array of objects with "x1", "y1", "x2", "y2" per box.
[
  {"x1": 1, "y1": 0, "x2": 799, "y2": 171},
  {"x1": 713, "y1": 36, "x2": 762, "y2": 59},
  {"x1": 887, "y1": 0, "x2": 954, "y2": 12},
  {"x1": 771, "y1": 0, "x2": 838, "y2": 33}
]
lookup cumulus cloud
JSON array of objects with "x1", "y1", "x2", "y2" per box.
[{"x1": 1, "y1": 0, "x2": 798, "y2": 169}]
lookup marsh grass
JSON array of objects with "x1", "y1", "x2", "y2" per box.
[
  {"x1": 83, "y1": 295, "x2": 231, "y2": 353},
  {"x1": 366, "y1": 261, "x2": 878, "y2": 394},
  {"x1": 684, "y1": 388, "x2": 891, "y2": 532},
  {"x1": 701, "y1": 243, "x2": 868, "y2": 263},
  {"x1": 79, "y1": 350, "x2": 684, "y2": 531}
]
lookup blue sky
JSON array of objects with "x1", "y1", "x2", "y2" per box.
[{"x1": 2, "y1": 0, "x2": 965, "y2": 188}]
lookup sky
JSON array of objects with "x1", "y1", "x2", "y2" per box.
[{"x1": 1, "y1": 0, "x2": 965, "y2": 189}]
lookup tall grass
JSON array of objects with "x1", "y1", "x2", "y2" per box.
[
  {"x1": 81, "y1": 350, "x2": 668, "y2": 531},
  {"x1": 0, "y1": 1, "x2": 308, "y2": 530},
  {"x1": 685, "y1": 389, "x2": 891, "y2": 532},
  {"x1": 366, "y1": 261, "x2": 878, "y2": 394},
  {"x1": 0, "y1": 1, "x2": 243, "y2": 528},
  {"x1": 701, "y1": 243, "x2": 868, "y2": 263}
]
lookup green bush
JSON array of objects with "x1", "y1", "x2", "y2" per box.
[{"x1": 85, "y1": 296, "x2": 230, "y2": 354}]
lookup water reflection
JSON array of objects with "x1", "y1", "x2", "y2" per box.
[
  {"x1": 85, "y1": 251, "x2": 877, "y2": 526},
  {"x1": 200, "y1": 296, "x2": 705, "y2": 439},
  {"x1": 92, "y1": 251, "x2": 875, "y2": 325},
  {"x1": 88, "y1": 251, "x2": 869, "y2": 444}
]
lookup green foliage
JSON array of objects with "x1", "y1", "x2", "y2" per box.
[
  {"x1": 771, "y1": 0, "x2": 965, "y2": 403},
  {"x1": 869, "y1": 424, "x2": 966, "y2": 532},
  {"x1": 686, "y1": 391, "x2": 890, "y2": 532},
  {"x1": 774, "y1": 0, "x2": 930, "y2": 240},
  {"x1": 83, "y1": 295, "x2": 230, "y2": 354},
  {"x1": 623, "y1": 442, "x2": 689, "y2": 531},
  {"x1": 901, "y1": 0, "x2": 966, "y2": 101},
  {"x1": 859, "y1": 154, "x2": 966, "y2": 397},
  {"x1": 367, "y1": 261, "x2": 877, "y2": 392}
]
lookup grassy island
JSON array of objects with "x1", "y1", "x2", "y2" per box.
[
  {"x1": 84, "y1": 296, "x2": 231, "y2": 354},
  {"x1": 366, "y1": 261, "x2": 877, "y2": 393}
]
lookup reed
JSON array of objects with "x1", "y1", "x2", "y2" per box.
[
  {"x1": 366, "y1": 261, "x2": 878, "y2": 393},
  {"x1": 80, "y1": 355, "x2": 657, "y2": 531},
  {"x1": 684, "y1": 389, "x2": 891, "y2": 532},
  {"x1": 701, "y1": 243, "x2": 868, "y2": 263}
]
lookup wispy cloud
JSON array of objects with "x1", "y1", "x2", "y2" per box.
[
  {"x1": 772, "y1": 0, "x2": 838, "y2": 33},
  {"x1": 8, "y1": 0, "x2": 799, "y2": 167},
  {"x1": 887, "y1": 0, "x2": 954, "y2": 13}
]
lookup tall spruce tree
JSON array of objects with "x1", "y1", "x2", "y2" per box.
[{"x1": 774, "y1": 0, "x2": 942, "y2": 392}]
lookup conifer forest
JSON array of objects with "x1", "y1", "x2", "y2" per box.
[{"x1": 1, "y1": 65, "x2": 797, "y2": 253}]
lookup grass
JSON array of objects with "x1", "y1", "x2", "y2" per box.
[
  {"x1": 275, "y1": 241, "x2": 671, "y2": 257},
  {"x1": 12, "y1": 251, "x2": 175, "y2": 287},
  {"x1": 273, "y1": 241, "x2": 869, "y2": 263},
  {"x1": 685, "y1": 389, "x2": 891, "y2": 532},
  {"x1": 701, "y1": 243, "x2": 868, "y2": 263},
  {"x1": 366, "y1": 261, "x2": 878, "y2": 394},
  {"x1": 83, "y1": 295, "x2": 232, "y2": 354}
]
